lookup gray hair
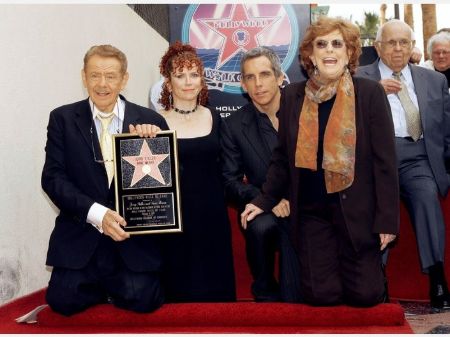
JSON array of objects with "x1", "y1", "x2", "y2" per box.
[
  {"x1": 240, "y1": 46, "x2": 283, "y2": 78},
  {"x1": 83, "y1": 44, "x2": 128, "y2": 74},
  {"x1": 375, "y1": 19, "x2": 416, "y2": 42},
  {"x1": 427, "y1": 31, "x2": 450, "y2": 56}
]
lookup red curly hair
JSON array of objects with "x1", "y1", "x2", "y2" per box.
[
  {"x1": 299, "y1": 16, "x2": 361, "y2": 76},
  {"x1": 159, "y1": 41, "x2": 208, "y2": 110}
]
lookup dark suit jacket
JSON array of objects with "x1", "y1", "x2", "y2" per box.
[
  {"x1": 356, "y1": 61, "x2": 450, "y2": 197},
  {"x1": 252, "y1": 77, "x2": 399, "y2": 252},
  {"x1": 220, "y1": 102, "x2": 274, "y2": 209},
  {"x1": 42, "y1": 96, "x2": 169, "y2": 272}
]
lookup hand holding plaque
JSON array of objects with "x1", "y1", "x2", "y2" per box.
[{"x1": 113, "y1": 131, "x2": 182, "y2": 234}]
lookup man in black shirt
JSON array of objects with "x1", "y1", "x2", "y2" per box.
[{"x1": 221, "y1": 47, "x2": 298, "y2": 302}]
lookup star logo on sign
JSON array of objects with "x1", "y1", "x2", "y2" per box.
[
  {"x1": 198, "y1": 4, "x2": 280, "y2": 69},
  {"x1": 123, "y1": 140, "x2": 169, "y2": 187}
]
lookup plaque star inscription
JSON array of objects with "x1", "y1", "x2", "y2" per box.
[{"x1": 123, "y1": 140, "x2": 169, "y2": 187}]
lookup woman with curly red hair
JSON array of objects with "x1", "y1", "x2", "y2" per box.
[{"x1": 157, "y1": 41, "x2": 236, "y2": 302}]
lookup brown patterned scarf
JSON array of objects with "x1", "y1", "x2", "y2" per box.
[{"x1": 295, "y1": 70, "x2": 356, "y2": 193}]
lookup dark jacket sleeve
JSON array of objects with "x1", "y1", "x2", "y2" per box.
[
  {"x1": 363, "y1": 79, "x2": 399, "y2": 234},
  {"x1": 41, "y1": 107, "x2": 96, "y2": 221},
  {"x1": 251, "y1": 86, "x2": 292, "y2": 212},
  {"x1": 220, "y1": 117, "x2": 261, "y2": 207},
  {"x1": 442, "y1": 78, "x2": 450, "y2": 165}
]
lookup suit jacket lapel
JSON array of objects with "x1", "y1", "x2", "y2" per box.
[
  {"x1": 74, "y1": 98, "x2": 99, "y2": 159},
  {"x1": 82, "y1": 96, "x2": 139, "y2": 154},
  {"x1": 77, "y1": 96, "x2": 143, "y2": 193},
  {"x1": 242, "y1": 104, "x2": 271, "y2": 166},
  {"x1": 122, "y1": 96, "x2": 140, "y2": 131},
  {"x1": 73, "y1": 98, "x2": 110, "y2": 192},
  {"x1": 364, "y1": 60, "x2": 382, "y2": 81},
  {"x1": 410, "y1": 65, "x2": 428, "y2": 131}
]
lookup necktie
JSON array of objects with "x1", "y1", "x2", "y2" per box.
[
  {"x1": 98, "y1": 112, "x2": 114, "y2": 186},
  {"x1": 392, "y1": 72, "x2": 422, "y2": 141}
]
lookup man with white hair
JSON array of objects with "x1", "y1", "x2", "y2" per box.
[
  {"x1": 421, "y1": 31, "x2": 450, "y2": 91},
  {"x1": 357, "y1": 19, "x2": 450, "y2": 311}
]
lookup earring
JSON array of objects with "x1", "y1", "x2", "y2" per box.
[
  {"x1": 345, "y1": 64, "x2": 350, "y2": 74},
  {"x1": 313, "y1": 65, "x2": 319, "y2": 76},
  {"x1": 169, "y1": 92, "x2": 173, "y2": 108}
]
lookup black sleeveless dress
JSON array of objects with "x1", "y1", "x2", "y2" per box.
[{"x1": 162, "y1": 110, "x2": 236, "y2": 302}]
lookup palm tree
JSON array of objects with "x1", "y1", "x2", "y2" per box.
[
  {"x1": 404, "y1": 4, "x2": 414, "y2": 29},
  {"x1": 356, "y1": 11, "x2": 380, "y2": 46},
  {"x1": 380, "y1": 4, "x2": 387, "y2": 25},
  {"x1": 421, "y1": 4, "x2": 437, "y2": 60}
]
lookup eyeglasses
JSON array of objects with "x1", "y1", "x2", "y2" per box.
[
  {"x1": 379, "y1": 39, "x2": 413, "y2": 49},
  {"x1": 432, "y1": 50, "x2": 450, "y2": 57},
  {"x1": 87, "y1": 72, "x2": 122, "y2": 84},
  {"x1": 314, "y1": 39, "x2": 345, "y2": 49}
]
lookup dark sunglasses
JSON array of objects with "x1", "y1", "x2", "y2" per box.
[{"x1": 315, "y1": 39, "x2": 345, "y2": 49}]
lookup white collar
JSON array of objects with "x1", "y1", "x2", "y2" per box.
[
  {"x1": 89, "y1": 97, "x2": 123, "y2": 120},
  {"x1": 378, "y1": 60, "x2": 412, "y2": 82}
]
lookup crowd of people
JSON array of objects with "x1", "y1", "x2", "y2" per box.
[{"x1": 41, "y1": 15, "x2": 450, "y2": 316}]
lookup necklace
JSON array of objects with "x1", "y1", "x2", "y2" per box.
[{"x1": 172, "y1": 104, "x2": 197, "y2": 115}]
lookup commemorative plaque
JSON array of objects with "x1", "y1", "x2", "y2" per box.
[{"x1": 113, "y1": 131, "x2": 182, "y2": 234}]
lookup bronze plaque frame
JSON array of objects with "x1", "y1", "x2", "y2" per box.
[{"x1": 113, "y1": 131, "x2": 182, "y2": 234}]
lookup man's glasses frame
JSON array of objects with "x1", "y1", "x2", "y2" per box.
[
  {"x1": 87, "y1": 72, "x2": 123, "y2": 84},
  {"x1": 432, "y1": 50, "x2": 450, "y2": 57},
  {"x1": 378, "y1": 39, "x2": 413, "y2": 49}
]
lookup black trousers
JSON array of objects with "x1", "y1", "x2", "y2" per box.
[
  {"x1": 245, "y1": 213, "x2": 280, "y2": 299},
  {"x1": 245, "y1": 213, "x2": 301, "y2": 302},
  {"x1": 297, "y1": 201, "x2": 385, "y2": 307},
  {"x1": 46, "y1": 236, "x2": 164, "y2": 316}
]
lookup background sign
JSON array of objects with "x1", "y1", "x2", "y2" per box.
[{"x1": 169, "y1": 4, "x2": 310, "y2": 117}]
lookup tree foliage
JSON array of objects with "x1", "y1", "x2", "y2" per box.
[{"x1": 356, "y1": 11, "x2": 380, "y2": 46}]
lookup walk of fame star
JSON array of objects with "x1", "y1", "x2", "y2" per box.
[
  {"x1": 123, "y1": 140, "x2": 169, "y2": 187},
  {"x1": 199, "y1": 4, "x2": 280, "y2": 68}
]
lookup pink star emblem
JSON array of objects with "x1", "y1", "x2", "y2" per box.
[
  {"x1": 123, "y1": 140, "x2": 169, "y2": 187},
  {"x1": 199, "y1": 4, "x2": 280, "y2": 68}
]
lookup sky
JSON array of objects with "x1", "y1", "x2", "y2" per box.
[{"x1": 322, "y1": 3, "x2": 450, "y2": 60}]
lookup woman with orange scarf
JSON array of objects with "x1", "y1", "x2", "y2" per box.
[{"x1": 241, "y1": 17, "x2": 399, "y2": 307}]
